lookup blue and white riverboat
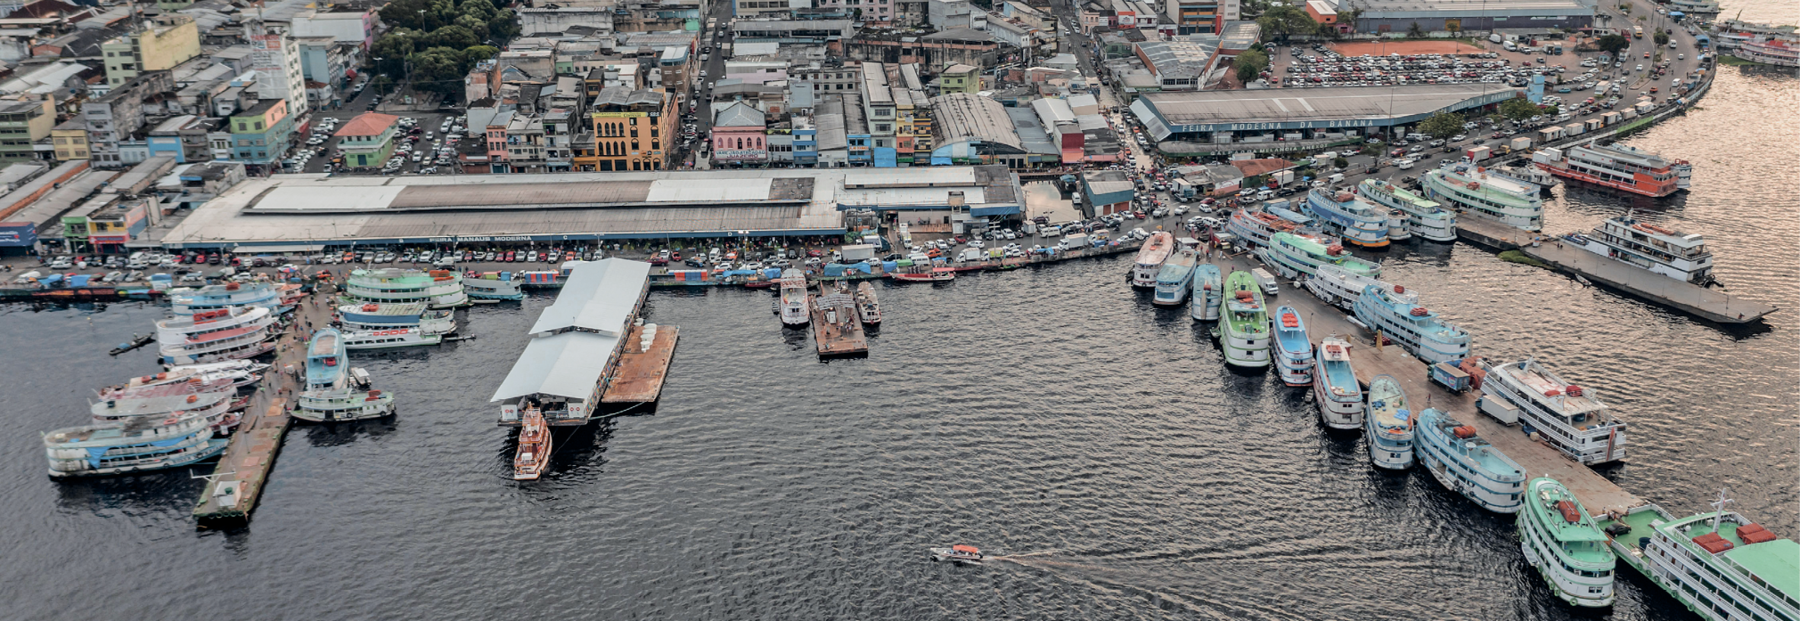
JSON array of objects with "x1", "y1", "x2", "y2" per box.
[
  {"x1": 1190, "y1": 263, "x2": 1222, "y2": 321},
  {"x1": 337, "y1": 301, "x2": 457, "y2": 336},
  {"x1": 1365, "y1": 374, "x2": 1414, "y2": 469},
  {"x1": 42, "y1": 414, "x2": 226, "y2": 478},
  {"x1": 1312, "y1": 336, "x2": 1361, "y2": 430},
  {"x1": 169, "y1": 281, "x2": 287, "y2": 316},
  {"x1": 1416, "y1": 407, "x2": 1526, "y2": 513},
  {"x1": 463, "y1": 271, "x2": 525, "y2": 301},
  {"x1": 1153, "y1": 248, "x2": 1198, "y2": 306},
  {"x1": 1353, "y1": 282, "x2": 1471, "y2": 365},
  {"x1": 1273, "y1": 306, "x2": 1314, "y2": 386},
  {"x1": 1305, "y1": 188, "x2": 1390, "y2": 249}
]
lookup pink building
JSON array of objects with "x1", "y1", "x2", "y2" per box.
[{"x1": 710, "y1": 102, "x2": 767, "y2": 164}]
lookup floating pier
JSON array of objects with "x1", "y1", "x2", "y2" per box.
[
  {"x1": 601, "y1": 324, "x2": 679, "y2": 403},
  {"x1": 192, "y1": 398, "x2": 292, "y2": 526},
  {"x1": 811, "y1": 284, "x2": 868, "y2": 358},
  {"x1": 1455, "y1": 218, "x2": 1777, "y2": 325},
  {"x1": 1216, "y1": 253, "x2": 1643, "y2": 515}
]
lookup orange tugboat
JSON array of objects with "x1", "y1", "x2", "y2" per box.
[{"x1": 513, "y1": 405, "x2": 551, "y2": 481}]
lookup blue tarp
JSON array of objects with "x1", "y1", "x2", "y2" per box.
[
  {"x1": 69, "y1": 274, "x2": 91, "y2": 287},
  {"x1": 881, "y1": 260, "x2": 899, "y2": 272},
  {"x1": 763, "y1": 268, "x2": 781, "y2": 280},
  {"x1": 720, "y1": 269, "x2": 758, "y2": 277}
]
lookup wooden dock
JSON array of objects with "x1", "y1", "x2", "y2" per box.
[
  {"x1": 601, "y1": 324, "x2": 680, "y2": 403},
  {"x1": 811, "y1": 284, "x2": 868, "y2": 358},
  {"x1": 1455, "y1": 218, "x2": 1777, "y2": 325},
  {"x1": 192, "y1": 399, "x2": 292, "y2": 525},
  {"x1": 1216, "y1": 253, "x2": 1644, "y2": 515}
]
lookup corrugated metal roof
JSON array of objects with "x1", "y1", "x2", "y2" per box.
[
  {"x1": 1141, "y1": 84, "x2": 1517, "y2": 125},
  {"x1": 489, "y1": 330, "x2": 620, "y2": 401},
  {"x1": 929, "y1": 92, "x2": 1021, "y2": 150},
  {"x1": 528, "y1": 259, "x2": 650, "y2": 335}
]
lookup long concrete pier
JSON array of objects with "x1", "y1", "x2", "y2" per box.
[
  {"x1": 1455, "y1": 217, "x2": 1777, "y2": 325},
  {"x1": 1214, "y1": 251, "x2": 1644, "y2": 515}
]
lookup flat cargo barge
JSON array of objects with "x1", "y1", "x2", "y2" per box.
[
  {"x1": 192, "y1": 399, "x2": 292, "y2": 526},
  {"x1": 811, "y1": 284, "x2": 867, "y2": 358},
  {"x1": 601, "y1": 324, "x2": 679, "y2": 403}
]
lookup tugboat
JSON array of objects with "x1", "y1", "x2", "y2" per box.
[
  {"x1": 855, "y1": 281, "x2": 882, "y2": 326},
  {"x1": 928, "y1": 544, "x2": 985, "y2": 565},
  {"x1": 513, "y1": 405, "x2": 551, "y2": 481}
]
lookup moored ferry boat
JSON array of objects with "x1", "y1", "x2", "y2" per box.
[
  {"x1": 1416, "y1": 407, "x2": 1525, "y2": 513},
  {"x1": 1479, "y1": 358, "x2": 1626, "y2": 465},
  {"x1": 1273, "y1": 306, "x2": 1314, "y2": 386},
  {"x1": 343, "y1": 268, "x2": 470, "y2": 308},
  {"x1": 1218, "y1": 271, "x2": 1271, "y2": 369},
  {"x1": 1313, "y1": 337, "x2": 1362, "y2": 430},
  {"x1": 1153, "y1": 247, "x2": 1198, "y2": 306},
  {"x1": 1386, "y1": 211, "x2": 1412, "y2": 241},
  {"x1": 1359, "y1": 178, "x2": 1456, "y2": 242},
  {"x1": 855, "y1": 282, "x2": 882, "y2": 326},
  {"x1": 295, "y1": 328, "x2": 395, "y2": 422},
  {"x1": 1261, "y1": 232, "x2": 1383, "y2": 281},
  {"x1": 1593, "y1": 497, "x2": 1799, "y2": 621},
  {"x1": 463, "y1": 271, "x2": 525, "y2": 301},
  {"x1": 1226, "y1": 202, "x2": 1312, "y2": 249},
  {"x1": 891, "y1": 266, "x2": 955, "y2": 282},
  {"x1": 1519, "y1": 477, "x2": 1617, "y2": 608},
  {"x1": 1493, "y1": 164, "x2": 1558, "y2": 190},
  {"x1": 169, "y1": 281, "x2": 286, "y2": 316},
  {"x1": 1422, "y1": 162, "x2": 1545, "y2": 231},
  {"x1": 1131, "y1": 232, "x2": 1176, "y2": 288},
  {"x1": 155, "y1": 306, "x2": 278, "y2": 366},
  {"x1": 778, "y1": 269, "x2": 811, "y2": 326},
  {"x1": 1365, "y1": 375, "x2": 1414, "y2": 468},
  {"x1": 1190, "y1": 264, "x2": 1222, "y2": 321},
  {"x1": 342, "y1": 327, "x2": 443, "y2": 350},
  {"x1": 1566, "y1": 217, "x2": 1714, "y2": 285},
  {"x1": 1353, "y1": 282, "x2": 1472, "y2": 365},
  {"x1": 513, "y1": 406, "x2": 551, "y2": 481},
  {"x1": 101, "y1": 360, "x2": 266, "y2": 394},
  {"x1": 1305, "y1": 189, "x2": 1390, "y2": 248},
  {"x1": 337, "y1": 301, "x2": 457, "y2": 336},
  {"x1": 1304, "y1": 263, "x2": 1387, "y2": 311},
  {"x1": 1532, "y1": 144, "x2": 1691, "y2": 198},
  {"x1": 42, "y1": 414, "x2": 227, "y2": 478}
]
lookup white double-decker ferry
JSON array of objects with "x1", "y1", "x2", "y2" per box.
[
  {"x1": 1359, "y1": 178, "x2": 1455, "y2": 242},
  {"x1": 1421, "y1": 162, "x2": 1544, "y2": 231},
  {"x1": 1131, "y1": 232, "x2": 1175, "y2": 288},
  {"x1": 1479, "y1": 358, "x2": 1626, "y2": 465},
  {"x1": 1565, "y1": 217, "x2": 1714, "y2": 285}
]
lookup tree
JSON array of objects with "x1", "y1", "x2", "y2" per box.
[
  {"x1": 455, "y1": 14, "x2": 489, "y2": 42},
  {"x1": 459, "y1": 0, "x2": 497, "y2": 21},
  {"x1": 1333, "y1": 156, "x2": 1349, "y2": 169},
  {"x1": 1407, "y1": 22, "x2": 1425, "y2": 39},
  {"x1": 1445, "y1": 20, "x2": 1461, "y2": 36},
  {"x1": 488, "y1": 8, "x2": 520, "y2": 43},
  {"x1": 1653, "y1": 30, "x2": 1670, "y2": 46},
  {"x1": 1418, "y1": 112, "x2": 1463, "y2": 139},
  {"x1": 1337, "y1": 7, "x2": 1363, "y2": 33},
  {"x1": 371, "y1": 33, "x2": 417, "y2": 77},
  {"x1": 1595, "y1": 34, "x2": 1630, "y2": 56},
  {"x1": 1500, "y1": 97, "x2": 1541, "y2": 122},
  {"x1": 428, "y1": 24, "x2": 479, "y2": 49},
  {"x1": 460, "y1": 45, "x2": 499, "y2": 72},
  {"x1": 1256, "y1": 5, "x2": 1319, "y2": 43},
  {"x1": 408, "y1": 47, "x2": 468, "y2": 96},
  {"x1": 1234, "y1": 50, "x2": 1269, "y2": 83},
  {"x1": 370, "y1": 75, "x2": 393, "y2": 97}
]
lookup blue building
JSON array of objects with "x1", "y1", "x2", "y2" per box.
[{"x1": 791, "y1": 118, "x2": 818, "y2": 166}]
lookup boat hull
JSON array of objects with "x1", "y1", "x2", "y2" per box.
[
  {"x1": 1535, "y1": 162, "x2": 1679, "y2": 198},
  {"x1": 47, "y1": 437, "x2": 227, "y2": 478}
]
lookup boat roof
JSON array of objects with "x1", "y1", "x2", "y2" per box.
[
  {"x1": 1723, "y1": 539, "x2": 1800, "y2": 602},
  {"x1": 1367, "y1": 376, "x2": 1410, "y2": 428},
  {"x1": 1501, "y1": 359, "x2": 1609, "y2": 417},
  {"x1": 339, "y1": 301, "x2": 430, "y2": 316},
  {"x1": 1528, "y1": 478, "x2": 1610, "y2": 546},
  {"x1": 92, "y1": 389, "x2": 228, "y2": 417}
]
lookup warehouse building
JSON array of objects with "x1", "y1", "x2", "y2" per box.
[
  {"x1": 1340, "y1": 0, "x2": 1594, "y2": 34},
  {"x1": 1129, "y1": 83, "x2": 1521, "y2": 154}
]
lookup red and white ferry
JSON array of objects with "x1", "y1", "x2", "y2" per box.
[
  {"x1": 1531, "y1": 143, "x2": 1691, "y2": 198},
  {"x1": 891, "y1": 267, "x2": 956, "y2": 283}
]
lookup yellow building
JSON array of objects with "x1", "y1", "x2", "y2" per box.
[
  {"x1": 102, "y1": 15, "x2": 201, "y2": 87},
  {"x1": 0, "y1": 96, "x2": 55, "y2": 163},
  {"x1": 51, "y1": 119, "x2": 87, "y2": 161},
  {"x1": 590, "y1": 87, "x2": 675, "y2": 172}
]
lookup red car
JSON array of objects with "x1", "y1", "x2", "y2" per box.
[
  {"x1": 806, "y1": 249, "x2": 824, "y2": 258},
  {"x1": 504, "y1": 251, "x2": 516, "y2": 262},
  {"x1": 649, "y1": 256, "x2": 669, "y2": 266}
]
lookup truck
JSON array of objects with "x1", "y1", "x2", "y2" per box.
[
  {"x1": 1250, "y1": 268, "x2": 1279, "y2": 296},
  {"x1": 1465, "y1": 145, "x2": 1491, "y2": 161},
  {"x1": 1509, "y1": 137, "x2": 1532, "y2": 152},
  {"x1": 1539, "y1": 127, "x2": 1564, "y2": 141},
  {"x1": 1429, "y1": 360, "x2": 1473, "y2": 393},
  {"x1": 1270, "y1": 170, "x2": 1295, "y2": 187},
  {"x1": 1585, "y1": 118, "x2": 1604, "y2": 131},
  {"x1": 1059, "y1": 232, "x2": 1089, "y2": 250},
  {"x1": 1563, "y1": 122, "x2": 1586, "y2": 136},
  {"x1": 1593, "y1": 80, "x2": 1610, "y2": 94},
  {"x1": 840, "y1": 243, "x2": 875, "y2": 262},
  {"x1": 1633, "y1": 25, "x2": 1644, "y2": 39},
  {"x1": 1327, "y1": 172, "x2": 1344, "y2": 185}
]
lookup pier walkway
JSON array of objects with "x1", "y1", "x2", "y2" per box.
[
  {"x1": 601, "y1": 324, "x2": 679, "y2": 403},
  {"x1": 1215, "y1": 251, "x2": 1644, "y2": 515},
  {"x1": 1455, "y1": 218, "x2": 1777, "y2": 325}
]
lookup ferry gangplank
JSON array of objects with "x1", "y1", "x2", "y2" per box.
[
  {"x1": 1478, "y1": 358, "x2": 1625, "y2": 465},
  {"x1": 1131, "y1": 232, "x2": 1176, "y2": 288},
  {"x1": 1272, "y1": 306, "x2": 1314, "y2": 386},
  {"x1": 1519, "y1": 477, "x2": 1617, "y2": 608},
  {"x1": 1312, "y1": 336, "x2": 1362, "y2": 430},
  {"x1": 1305, "y1": 188, "x2": 1390, "y2": 248},
  {"x1": 1352, "y1": 283, "x2": 1472, "y2": 365},
  {"x1": 1364, "y1": 374, "x2": 1414, "y2": 468},
  {"x1": 1217, "y1": 271, "x2": 1272, "y2": 369},
  {"x1": 1531, "y1": 143, "x2": 1691, "y2": 198},
  {"x1": 1415, "y1": 408, "x2": 1525, "y2": 513},
  {"x1": 1189, "y1": 263, "x2": 1223, "y2": 321},
  {"x1": 1358, "y1": 178, "x2": 1456, "y2": 242},
  {"x1": 1421, "y1": 162, "x2": 1545, "y2": 231},
  {"x1": 1153, "y1": 247, "x2": 1198, "y2": 306},
  {"x1": 1592, "y1": 492, "x2": 1799, "y2": 621}
]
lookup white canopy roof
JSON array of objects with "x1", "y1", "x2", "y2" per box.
[
  {"x1": 489, "y1": 331, "x2": 619, "y2": 401},
  {"x1": 527, "y1": 259, "x2": 651, "y2": 336}
]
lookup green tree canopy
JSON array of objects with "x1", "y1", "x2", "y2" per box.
[
  {"x1": 1499, "y1": 97, "x2": 1541, "y2": 121},
  {"x1": 488, "y1": 8, "x2": 520, "y2": 42},
  {"x1": 1256, "y1": 5, "x2": 1318, "y2": 43},
  {"x1": 1407, "y1": 22, "x2": 1424, "y2": 39},
  {"x1": 1418, "y1": 112, "x2": 1464, "y2": 139},
  {"x1": 428, "y1": 24, "x2": 478, "y2": 49},
  {"x1": 408, "y1": 47, "x2": 468, "y2": 96},
  {"x1": 1234, "y1": 50, "x2": 1270, "y2": 83},
  {"x1": 1653, "y1": 30, "x2": 1670, "y2": 45},
  {"x1": 461, "y1": 45, "x2": 500, "y2": 71},
  {"x1": 1595, "y1": 34, "x2": 1631, "y2": 56}
]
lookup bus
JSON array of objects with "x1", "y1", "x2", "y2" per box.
[{"x1": 1633, "y1": 26, "x2": 1644, "y2": 39}]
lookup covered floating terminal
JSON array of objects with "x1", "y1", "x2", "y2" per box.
[{"x1": 491, "y1": 259, "x2": 652, "y2": 426}]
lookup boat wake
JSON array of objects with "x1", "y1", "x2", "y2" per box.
[{"x1": 991, "y1": 553, "x2": 1290, "y2": 618}]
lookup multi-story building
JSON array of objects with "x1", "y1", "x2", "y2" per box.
[
  {"x1": 861, "y1": 63, "x2": 898, "y2": 167},
  {"x1": 101, "y1": 15, "x2": 201, "y2": 87},
  {"x1": 51, "y1": 120, "x2": 88, "y2": 161},
  {"x1": 0, "y1": 97, "x2": 54, "y2": 164},
  {"x1": 792, "y1": 63, "x2": 864, "y2": 95},
  {"x1": 146, "y1": 114, "x2": 216, "y2": 163},
  {"x1": 818, "y1": 0, "x2": 896, "y2": 23},
  {"x1": 504, "y1": 113, "x2": 545, "y2": 173},
  {"x1": 290, "y1": 7, "x2": 379, "y2": 50},
  {"x1": 227, "y1": 98, "x2": 295, "y2": 168},
  {"x1": 842, "y1": 93, "x2": 871, "y2": 166},
  {"x1": 297, "y1": 38, "x2": 360, "y2": 98},
  {"x1": 544, "y1": 109, "x2": 575, "y2": 172},
  {"x1": 245, "y1": 20, "x2": 309, "y2": 116},
  {"x1": 83, "y1": 72, "x2": 175, "y2": 168},
  {"x1": 791, "y1": 116, "x2": 818, "y2": 166},
  {"x1": 711, "y1": 101, "x2": 768, "y2": 166},
  {"x1": 1165, "y1": 0, "x2": 1237, "y2": 34},
  {"x1": 590, "y1": 86, "x2": 673, "y2": 171},
  {"x1": 334, "y1": 112, "x2": 398, "y2": 168},
  {"x1": 937, "y1": 64, "x2": 980, "y2": 94}
]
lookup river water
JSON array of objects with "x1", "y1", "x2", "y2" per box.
[{"x1": 1, "y1": 47, "x2": 1794, "y2": 621}]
